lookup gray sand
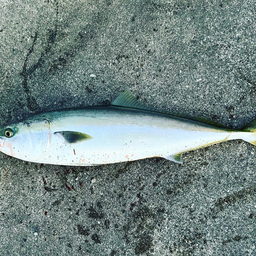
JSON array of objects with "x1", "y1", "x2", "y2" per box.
[{"x1": 0, "y1": 1, "x2": 256, "y2": 255}]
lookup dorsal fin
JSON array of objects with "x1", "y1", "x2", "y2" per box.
[
  {"x1": 111, "y1": 90, "x2": 156, "y2": 112},
  {"x1": 111, "y1": 90, "x2": 228, "y2": 129},
  {"x1": 175, "y1": 114, "x2": 229, "y2": 128}
]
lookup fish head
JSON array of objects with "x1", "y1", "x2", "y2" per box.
[{"x1": 0, "y1": 118, "x2": 51, "y2": 163}]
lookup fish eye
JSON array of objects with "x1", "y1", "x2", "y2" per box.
[{"x1": 4, "y1": 128, "x2": 14, "y2": 138}]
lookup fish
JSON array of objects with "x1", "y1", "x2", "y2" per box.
[{"x1": 0, "y1": 90, "x2": 255, "y2": 166}]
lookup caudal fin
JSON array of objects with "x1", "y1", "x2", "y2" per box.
[{"x1": 240, "y1": 119, "x2": 256, "y2": 145}]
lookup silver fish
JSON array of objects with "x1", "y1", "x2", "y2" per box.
[{"x1": 0, "y1": 91, "x2": 255, "y2": 166}]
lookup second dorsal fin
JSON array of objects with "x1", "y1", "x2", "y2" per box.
[{"x1": 111, "y1": 90, "x2": 229, "y2": 129}]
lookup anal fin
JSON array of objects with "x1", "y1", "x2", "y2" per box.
[{"x1": 164, "y1": 153, "x2": 183, "y2": 164}]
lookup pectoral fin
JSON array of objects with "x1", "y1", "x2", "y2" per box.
[
  {"x1": 164, "y1": 153, "x2": 183, "y2": 164},
  {"x1": 54, "y1": 131, "x2": 92, "y2": 143}
]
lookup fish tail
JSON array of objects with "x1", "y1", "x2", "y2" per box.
[{"x1": 238, "y1": 119, "x2": 256, "y2": 145}]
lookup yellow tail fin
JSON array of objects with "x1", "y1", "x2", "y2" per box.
[{"x1": 241, "y1": 119, "x2": 256, "y2": 145}]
